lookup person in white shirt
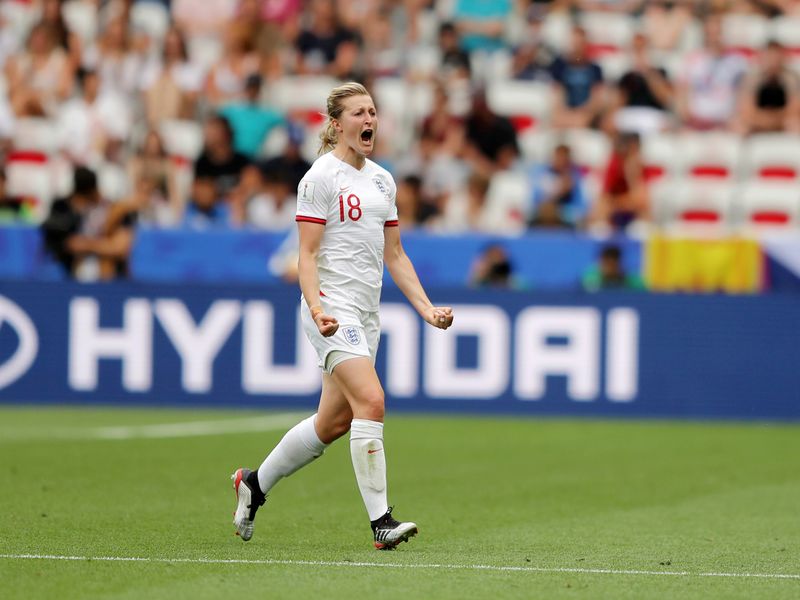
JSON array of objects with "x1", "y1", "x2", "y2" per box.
[{"x1": 231, "y1": 82, "x2": 454, "y2": 550}]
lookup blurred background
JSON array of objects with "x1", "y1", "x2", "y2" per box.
[{"x1": 0, "y1": 0, "x2": 799, "y2": 418}]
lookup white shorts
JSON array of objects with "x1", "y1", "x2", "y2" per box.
[{"x1": 300, "y1": 296, "x2": 380, "y2": 374}]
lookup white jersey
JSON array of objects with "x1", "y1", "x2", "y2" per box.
[{"x1": 296, "y1": 152, "x2": 399, "y2": 311}]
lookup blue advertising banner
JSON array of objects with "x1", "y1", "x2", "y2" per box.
[{"x1": 0, "y1": 280, "x2": 798, "y2": 420}]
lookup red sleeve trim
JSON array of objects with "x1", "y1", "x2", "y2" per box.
[
  {"x1": 296, "y1": 215, "x2": 326, "y2": 225},
  {"x1": 384, "y1": 220, "x2": 399, "y2": 227}
]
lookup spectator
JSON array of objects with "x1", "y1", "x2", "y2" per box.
[
  {"x1": 127, "y1": 129, "x2": 181, "y2": 219},
  {"x1": 437, "y1": 22, "x2": 471, "y2": 82},
  {"x1": 512, "y1": 40, "x2": 554, "y2": 83},
  {"x1": 395, "y1": 174, "x2": 439, "y2": 227},
  {"x1": 81, "y1": 16, "x2": 145, "y2": 96},
  {"x1": 140, "y1": 26, "x2": 205, "y2": 124},
  {"x1": 607, "y1": 32, "x2": 674, "y2": 135},
  {"x1": 39, "y1": 0, "x2": 81, "y2": 63},
  {"x1": 244, "y1": 170, "x2": 295, "y2": 231},
  {"x1": 172, "y1": 0, "x2": 238, "y2": 38},
  {"x1": 0, "y1": 167, "x2": 34, "y2": 223},
  {"x1": 591, "y1": 132, "x2": 649, "y2": 231},
  {"x1": 677, "y1": 16, "x2": 748, "y2": 130},
  {"x1": 180, "y1": 175, "x2": 234, "y2": 229},
  {"x1": 462, "y1": 89, "x2": 519, "y2": 176},
  {"x1": 453, "y1": 0, "x2": 512, "y2": 54},
  {"x1": 550, "y1": 26, "x2": 605, "y2": 129},
  {"x1": 219, "y1": 74, "x2": 284, "y2": 159},
  {"x1": 440, "y1": 171, "x2": 492, "y2": 232},
  {"x1": 295, "y1": 0, "x2": 359, "y2": 79},
  {"x1": 577, "y1": 0, "x2": 645, "y2": 12},
  {"x1": 420, "y1": 84, "x2": 465, "y2": 155},
  {"x1": 582, "y1": 244, "x2": 644, "y2": 291},
  {"x1": 528, "y1": 144, "x2": 590, "y2": 229},
  {"x1": 469, "y1": 243, "x2": 519, "y2": 289},
  {"x1": 194, "y1": 114, "x2": 252, "y2": 197},
  {"x1": 41, "y1": 167, "x2": 118, "y2": 279},
  {"x1": 205, "y1": 21, "x2": 262, "y2": 107},
  {"x1": 737, "y1": 40, "x2": 800, "y2": 135},
  {"x1": 361, "y1": 8, "x2": 403, "y2": 78},
  {"x1": 258, "y1": 122, "x2": 311, "y2": 191},
  {"x1": 642, "y1": 0, "x2": 695, "y2": 53},
  {"x1": 5, "y1": 22, "x2": 74, "y2": 117},
  {"x1": 56, "y1": 68, "x2": 132, "y2": 167}
]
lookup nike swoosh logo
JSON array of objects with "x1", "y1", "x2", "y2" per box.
[{"x1": 367, "y1": 448, "x2": 383, "y2": 454}]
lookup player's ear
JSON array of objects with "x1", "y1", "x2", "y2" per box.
[{"x1": 332, "y1": 118, "x2": 342, "y2": 133}]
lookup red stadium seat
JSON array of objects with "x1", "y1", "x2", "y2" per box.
[
  {"x1": 486, "y1": 80, "x2": 551, "y2": 132},
  {"x1": 737, "y1": 182, "x2": 800, "y2": 233},
  {"x1": 741, "y1": 133, "x2": 800, "y2": 181}
]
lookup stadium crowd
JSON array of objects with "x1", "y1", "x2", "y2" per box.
[{"x1": 0, "y1": 0, "x2": 799, "y2": 279}]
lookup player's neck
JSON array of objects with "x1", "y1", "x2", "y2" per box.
[{"x1": 332, "y1": 145, "x2": 367, "y2": 171}]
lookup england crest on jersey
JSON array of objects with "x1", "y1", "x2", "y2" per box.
[
  {"x1": 343, "y1": 326, "x2": 361, "y2": 345},
  {"x1": 372, "y1": 175, "x2": 391, "y2": 200}
]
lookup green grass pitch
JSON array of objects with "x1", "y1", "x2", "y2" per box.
[{"x1": 0, "y1": 406, "x2": 798, "y2": 599}]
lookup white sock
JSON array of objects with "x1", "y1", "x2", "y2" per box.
[
  {"x1": 257, "y1": 414, "x2": 328, "y2": 494},
  {"x1": 350, "y1": 418, "x2": 388, "y2": 521}
]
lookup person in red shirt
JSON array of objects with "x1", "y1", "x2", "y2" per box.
[{"x1": 591, "y1": 132, "x2": 650, "y2": 231}]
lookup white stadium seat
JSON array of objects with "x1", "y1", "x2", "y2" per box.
[
  {"x1": 722, "y1": 14, "x2": 769, "y2": 56},
  {"x1": 12, "y1": 118, "x2": 58, "y2": 155},
  {"x1": 541, "y1": 12, "x2": 572, "y2": 54},
  {"x1": 372, "y1": 78, "x2": 434, "y2": 123},
  {"x1": 483, "y1": 171, "x2": 529, "y2": 234},
  {"x1": 159, "y1": 119, "x2": 204, "y2": 161},
  {"x1": 187, "y1": 35, "x2": 224, "y2": 71},
  {"x1": 737, "y1": 182, "x2": 800, "y2": 232},
  {"x1": 518, "y1": 129, "x2": 556, "y2": 164},
  {"x1": 741, "y1": 133, "x2": 800, "y2": 181},
  {"x1": 562, "y1": 128, "x2": 611, "y2": 175},
  {"x1": 678, "y1": 132, "x2": 742, "y2": 180},
  {"x1": 770, "y1": 16, "x2": 800, "y2": 52},
  {"x1": 130, "y1": 1, "x2": 170, "y2": 42},
  {"x1": 579, "y1": 12, "x2": 636, "y2": 55},
  {"x1": 266, "y1": 76, "x2": 339, "y2": 113},
  {"x1": 486, "y1": 80, "x2": 551, "y2": 131},
  {"x1": 642, "y1": 133, "x2": 680, "y2": 182},
  {"x1": 98, "y1": 162, "x2": 130, "y2": 202},
  {"x1": 652, "y1": 180, "x2": 735, "y2": 233},
  {"x1": 62, "y1": 0, "x2": 98, "y2": 43},
  {"x1": 5, "y1": 161, "x2": 53, "y2": 223}
]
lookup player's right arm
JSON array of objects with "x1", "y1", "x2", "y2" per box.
[
  {"x1": 297, "y1": 221, "x2": 339, "y2": 337},
  {"x1": 296, "y1": 172, "x2": 339, "y2": 337}
]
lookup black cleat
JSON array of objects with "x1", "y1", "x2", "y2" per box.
[
  {"x1": 231, "y1": 468, "x2": 266, "y2": 541},
  {"x1": 371, "y1": 507, "x2": 418, "y2": 550}
]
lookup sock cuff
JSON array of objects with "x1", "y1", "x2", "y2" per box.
[
  {"x1": 300, "y1": 413, "x2": 328, "y2": 454},
  {"x1": 350, "y1": 418, "x2": 384, "y2": 440}
]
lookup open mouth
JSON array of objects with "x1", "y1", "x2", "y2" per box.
[{"x1": 360, "y1": 129, "x2": 373, "y2": 144}]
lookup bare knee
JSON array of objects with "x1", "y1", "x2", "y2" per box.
[
  {"x1": 357, "y1": 389, "x2": 385, "y2": 422},
  {"x1": 316, "y1": 414, "x2": 351, "y2": 444}
]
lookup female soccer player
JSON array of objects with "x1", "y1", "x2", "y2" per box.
[{"x1": 232, "y1": 82, "x2": 454, "y2": 550}]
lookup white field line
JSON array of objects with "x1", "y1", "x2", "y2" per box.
[
  {"x1": 0, "y1": 554, "x2": 798, "y2": 580},
  {"x1": 0, "y1": 413, "x2": 307, "y2": 442}
]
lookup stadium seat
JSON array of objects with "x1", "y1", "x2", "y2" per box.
[
  {"x1": 579, "y1": 12, "x2": 636, "y2": 57},
  {"x1": 678, "y1": 132, "x2": 742, "y2": 180},
  {"x1": 159, "y1": 119, "x2": 204, "y2": 161},
  {"x1": 5, "y1": 161, "x2": 54, "y2": 223},
  {"x1": 597, "y1": 54, "x2": 632, "y2": 83},
  {"x1": 372, "y1": 78, "x2": 434, "y2": 124},
  {"x1": 642, "y1": 133, "x2": 680, "y2": 183},
  {"x1": 562, "y1": 128, "x2": 610, "y2": 176},
  {"x1": 130, "y1": 1, "x2": 170, "y2": 43},
  {"x1": 721, "y1": 14, "x2": 769, "y2": 58},
  {"x1": 11, "y1": 118, "x2": 59, "y2": 156},
  {"x1": 483, "y1": 171, "x2": 529, "y2": 234},
  {"x1": 652, "y1": 180, "x2": 735, "y2": 233},
  {"x1": 265, "y1": 76, "x2": 339, "y2": 127},
  {"x1": 741, "y1": 133, "x2": 800, "y2": 181},
  {"x1": 0, "y1": 0, "x2": 39, "y2": 46},
  {"x1": 62, "y1": 0, "x2": 98, "y2": 43},
  {"x1": 769, "y1": 16, "x2": 800, "y2": 54},
  {"x1": 98, "y1": 162, "x2": 130, "y2": 202},
  {"x1": 736, "y1": 182, "x2": 800, "y2": 232},
  {"x1": 541, "y1": 12, "x2": 572, "y2": 54},
  {"x1": 486, "y1": 80, "x2": 551, "y2": 132},
  {"x1": 518, "y1": 129, "x2": 556, "y2": 165},
  {"x1": 187, "y1": 34, "x2": 223, "y2": 71}
]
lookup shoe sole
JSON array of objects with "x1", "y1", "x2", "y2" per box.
[
  {"x1": 231, "y1": 468, "x2": 254, "y2": 541},
  {"x1": 375, "y1": 524, "x2": 419, "y2": 550}
]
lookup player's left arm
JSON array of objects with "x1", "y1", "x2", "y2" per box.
[{"x1": 384, "y1": 225, "x2": 453, "y2": 330}]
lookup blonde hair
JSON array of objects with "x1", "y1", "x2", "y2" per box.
[{"x1": 318, "y1": 82, "x2": 371, "y2": 155}]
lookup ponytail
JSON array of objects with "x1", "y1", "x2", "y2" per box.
[
  {"x1": 318, "y1": 119, "x2": 338, "y2": 155},
  {"x1": 317, "y1": 81, "x2": 370, "y2": 155}
]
